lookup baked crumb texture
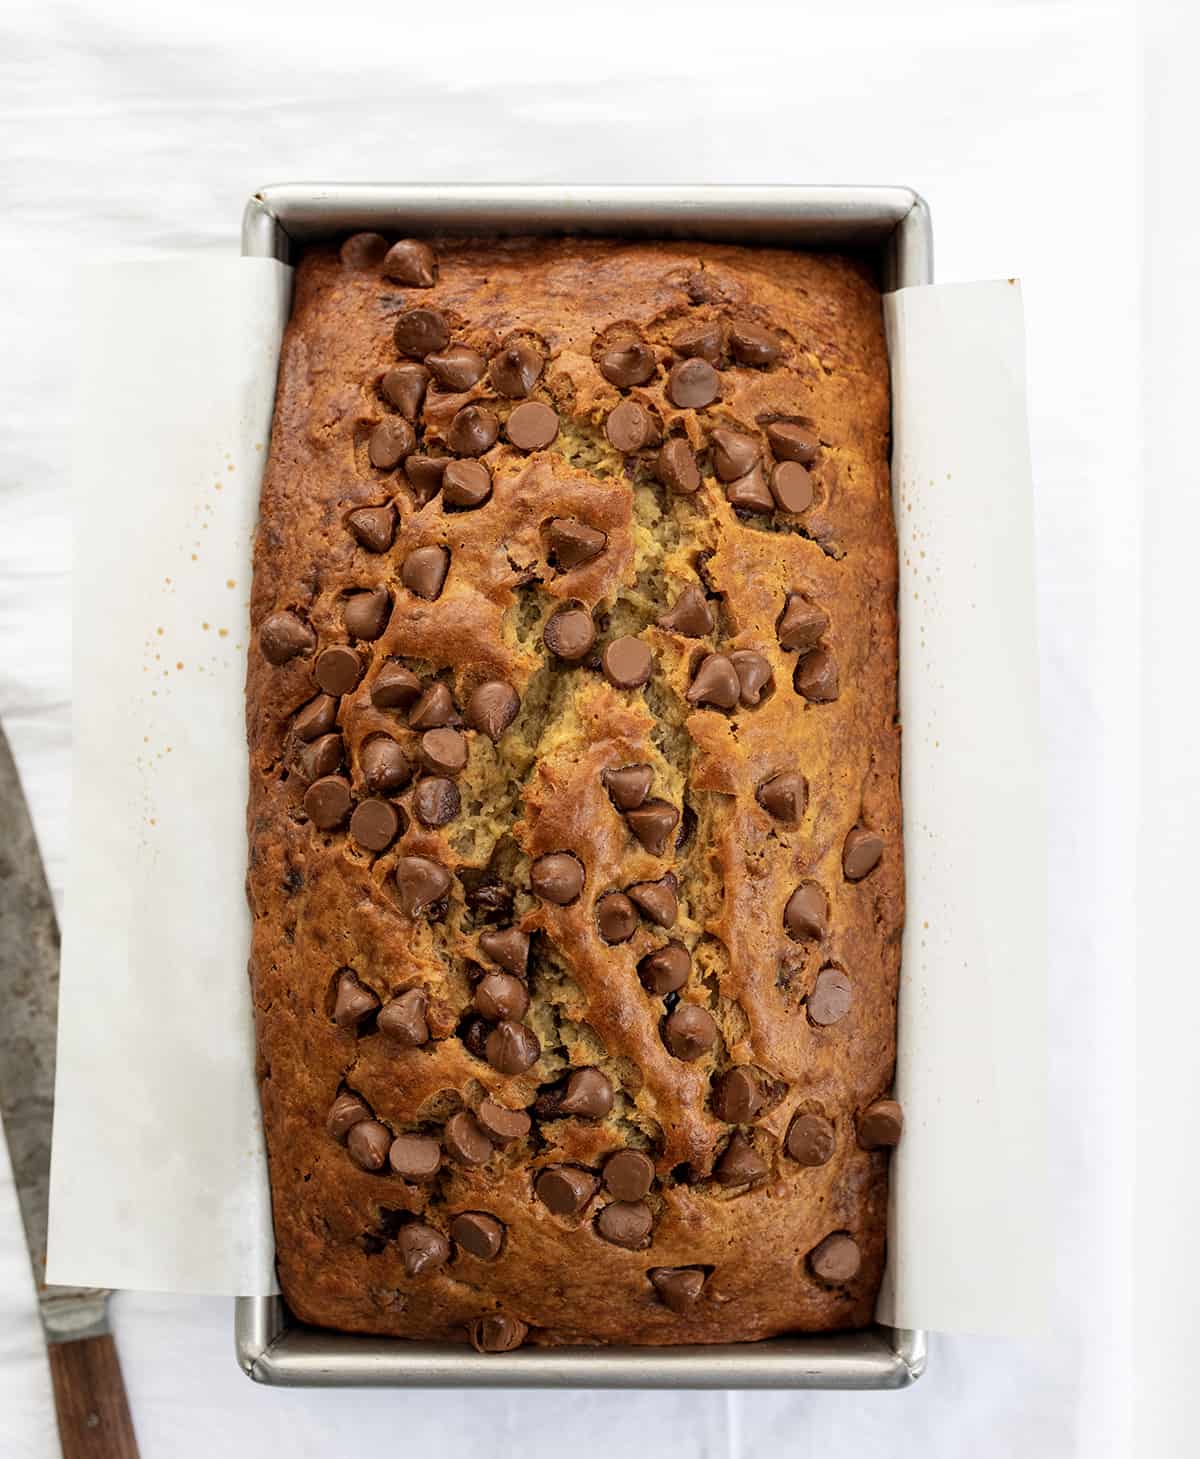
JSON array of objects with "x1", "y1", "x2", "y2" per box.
[{"x1": 246, "y1": 234, "x2": 903, "y2": 1349}]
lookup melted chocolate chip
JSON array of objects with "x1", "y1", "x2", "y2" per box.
[
  {"x1": 397, "y1": 1221, "x2": 450, "y2": 1276},
  {"x1": 596, "y1": 892, "x2": 639, "y2": 944},
  {"x1": 489, "y1": 340, "x2": 544, "y2": 398},
  {"x1": 725, "y1": 463, "x2": 774, "y2": 514},
  {"x1": 326, "y1": 1090, "x2": 372, "y2": 1142},
  {"x1": 728, "y1": 649, "x2": 773, "y2": 707},
  {"x1": 393, "y1": 306, "x2": 449, "y2": 358},
  {"x1": 505, "y1": 401, "x2": 559, "y2": 451},
  {"x1": 662, "y1": 1004, "x2": 718, "y2": 1060},
  {"x1": 294, "y1": 693, "x2": 337, "y2": 742},
  {"x1": 340, "y1": 232, "x2": 388, "y2": 269},
  {"x1": 419, "y1": 727, "x2": 468, "y2": 775},
  {"x1": 304, "y1": 776, "x2": 352, "y2": 829},
  {"x1": 530, "y1": 851, "x2": 585, "y2": 905},
  {"x1": 603, "y1": 1150, "x2": 655, "y2": 1201},
  {"x1": 649, "y1": 1267, "x2": 705, "y2": 1313},
  {"x1": 360, "y1": 735, "x2": 411, "y2": 794},
  {"x1": 313, "y1": 645, "x2": 362, "y2": 697},
  {"x1": 714, "y1": 1132, "x2": 767, "y2": 1185},
  {"x1": 543, "y1": 606, "x2": 595, "y2": 662},
  {"x1": 393, "y1": 856, "x2": 452, "y2": 917},
  {"x1": 475, "y1": 1098, "x2": 531, "y2": 1143},
  {"x1": 602, "y1": 763, "x2": 653, "y2": 811},
  {"x1": 381, "y1": 362, "x2": 430, "y2": 418},
  {"x1": 596, "y1": 1200, "x2": 654, "y2": 1249},
  {"x1": 478, "y1": 927, "x2": 529, "y2": 976},
  {"x1": 332, "y1": 970, "x2": 379, "y2": 1028},
  {"x1": 808, "y1": 968, "x2": 852, "y2": 1027},
  {"x1": 667, "y1": 358, "x2": 720, "y2": 409},
  {"x1": 771, "y1": 461, "x2": 814, "y2": 513},
  {"x1": 786, "y1": 1113, "x2": 836, "y2": 1166},
  {"x1": 404, "y1": 454, "x2": 447, "y2": 504},
  {"x1": 710, "y1": 428, "x2": 759, "y2": 483},
  {"x1": 448, "y1": 404, "x2": 500, "y2": 456},
  {"x1": 843, "y1": 827, "x2": 884, "y2": 881},
  {"x1": 389, "y1": 1134, "x2": 442, "y2": 1180},
  {"x1": 598, "y1": 337, "x2": 656, "y2": 388},
  {"x1": 638, "y1": 941, "x2": 691, "y2": 995},
  {"x1": 485, "y1": 1019, "x2": 540, "y2": 1074},
  {"x1": 602, "y1": 636, "x2": 653, "y2": 689},
  {"x1": 626, "y1": 798, "x2": 680, "y2": 856},
  {"x1": 671, "y1": 320, "x2": 723, "y2": 363},
  {"x1": 475, "y1": 971, "x2": 530, "y2": 1023},
  {"x1": 547, "y1": 518, "x2": 607, "y2": 570},
  {"x1": 794, "y1": 647, "x2": 839, "y2": 702},
  {"x1": 368, "y1": 416, "x2": 416, "y2": 470},
  {"x1": 400, "y1": 545, "x2": 450, "y2": 600},
  {"x1": 371, "y1": 662, "x2": 422, "y2": 710},
  {"x1": 412, "y1": 776, "x2": 460, "y2": 828},
  {"x1": 382, "y1": 239, "x2": 437, "y2": 288},
  {"x1": 776, "y1": 594, "x2": 829, "y2": 653},
  {"x1": 459, "y1": 1015, "x2": 490, "y2": 1060},
  {"x1": 350, "y1": 798, "x2": 400, "y2": 852},
  {"x1": 857, "y1": 1099, "x2": 903, "y2": 1149},
  {"x1": 442, "y1": 459, "x2": 492, "y2": 509},
  {"x1": 451, "y1": 1211, "x2": 505, "y2": 1260},
  {"x1": 558, "y1": 1068, "x2": 613, "y2": 1118},
  {"x1": 294, "y1": 733, "x2": 342, "y2": 784},
  {"x1": 466, "y1": 680, "x2": 520, "y2": 740},
  {"x1": 346, "y1": 504, "x2": 397, "y2": 553},
  {"x1": 378, "y1": 988, "x2": 429, "y2": 1046},
  {"x1": 426, "y1": 345, "x2": 486, "y2": 392},
  {"x1": 444, "y1": 1110, "x2": 494, "y2": 1166},
  {"x1": 347, "y1": 1120, "x2": 391, "y2": 1171},
  {"x1": 728, "y1": 319, "x2": 782, "y2": 366},
  {"x1": 712, "y1": 1067, "x2": 761, "y2": 1124},
  {"x1": 535, "y1": 1165, "x2": 597, "y2": 1215},
  {"x1": 784, "y1": 883, "x2": 827, "y2": 941},
  {"x1": 468, "y1": 1314, "x2": 528, "y2": 1353},
  {"x1": 260, "y1": 611, "x2": 315, "y2": 664},
  {"x1": 409, "y1": 682, "x2": 457, "y2": 730},
  {"x1": 657, "y1": 584, "x2": 714, "y2": 637},
  {"x1": 655, "y1": 438, "x2": 701, "y2": 494},
  {"x1": 766, "y1": 421, "x2": 820, "y2": 463},
  {"x1": 343, "y1": 588, "x2": 391, "y2": 641},
  {"x1": 686, "y1": 653, "x2": 740, "y2": 709},
  {"x1": 808, "y1": 1232, "x2": 860, "y2": 1284},
  {"x1": 605, "y1": 399, "x2": 655, "y2": 453},
  {"x1": 627, "y1": 874, "x2": 678, "y2": 927},
  {"x1": 756, "y1": 771, "x2": 806, "y2": 825}
]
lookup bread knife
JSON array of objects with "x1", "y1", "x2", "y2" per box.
[{"x1": 0, "y1": 724, "x2": 139, "y2": 1459}]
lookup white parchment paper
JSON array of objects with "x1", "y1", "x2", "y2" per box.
[{"x1": 47, "y1": 261, "x2": 1046, "y2": 1330}]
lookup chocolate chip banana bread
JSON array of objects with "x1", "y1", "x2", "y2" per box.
[{"x1": 246, "y1": 230, "x2": 903, "y2": 1350}]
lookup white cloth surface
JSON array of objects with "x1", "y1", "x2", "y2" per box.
[{"x1": 0, "y1": 0, "x2": 1148, "y2": 1454}]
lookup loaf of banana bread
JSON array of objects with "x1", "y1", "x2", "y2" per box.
[{"x1": 246, "y1": 230, "x2": 903, "y2": 1349}]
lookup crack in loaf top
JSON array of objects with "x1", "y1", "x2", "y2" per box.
[{"x1": 245, "y1": 230, "x2": 904, "y2": 1350}]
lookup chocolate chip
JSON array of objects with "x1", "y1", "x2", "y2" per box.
[
  {"x1": 756, "y1": 771, "x2": 806, "y2": 825},
  {"x1": 506, "y1": 400, "x2": 559, "y2": 451},
  {"x1": 260, "y1": 611, "x2": 315, "y2": 664},
  {"x1": 394, "y1": 307, "x2": 449, "y2": 358},
  {"x1": 543, "y1": 606, "x2": 595, "y2": 662},
  {"x1": 766, "y1": 422, "x2": 819, "y2": 463},
  {"x1": 666, "y1": 358, "x2": 720, "y2": 409},
  {"x1": 350, "y1": 798, "x2": 400, "y2": 852},
  {"x1": 412, "y1": 776, "x2": 460, "y2": 827},
  {"x1": 451, "y1": 1211, "x2": 505, "y2": 1260},
  {"x1": 465, "y1": 881, "x2": 514, "y2": 921},
  {"x1": 347, "y1": 1120, "x2": 391, "y2": 1171},
  {"x1": 728, "y1": 319, "x2": 782, "y2": 366},
  {"x1": 442, "y1": 459, "x2": 492, "y2": 509},
  {"x1": 605, "y1": 399, "x2": 655, "y2": 453},
  {"x1": 547, "y1": 518, "x2": 607, "y2": 570},
  {"x1": 344, "y1": 588, "x2": 391, "y2": 641},
  {"x1": 728, "y1": 649, "x2": 773, "y2": 707},
  {"x1": 326, "y1": 1090, "x2": 372, "y2": 1141},
  {"x1": 304, "y1": 775, "x2": 352, "y2": 829},
  {"x1": 475, "y1": 971, "x2": 530, "y2": 1023},
  {"x1": 843, "y1": 827, "x2": 884, "y2": 881},
  {"x1": 776, "y1": 594, "x2": 829, "y2": 653},
  {"x1": 596, "y1": 892, "x2": 638, "y2": 944},
  {"x1": 530, "y1": 851, "x2": 584, "y2": 904},
  {"x1": 714, "y1": 1132, "x2": 767, "y2": 1185},
  {"x1": 710, "y1": 429, "x2": 759, "y2": 483},
  {"x1": 465, "y1": 680, "x2": 520, "y2": 740},
  {"x1": 389, "y1": 1134, "x2": 441, "y2": 1181},
  {"x1": 426, "y1": 345, "x2": 486, "y2": 392},
  {"x1": 627, "y1": 874, "x2": 678, "y2": 927},
  {"x1": 771, "y1": 461, "x2": 814, "y2": 513},
  {"x1": 597, "y1": 1201, "x2": 653, "y2": 1249},
  {"x1": 340, "y1": 232, "x2": 388, "y2": 269},
  {"x1": 657, "y1": 584, "x2": 714, "y2": 637},
  {"x1": 400, "y1": 545, "x2": 450, "y2": 600},
  {"x1": 346, "y1": 504, "x2": 397, "y2": 553},
  {"x1": 378, "y1": 988, "x2": 430, "y2": 1046},
  {"x1": 294, "y1": 733, "x2": 342, "y2": 784},
  {"x1": 468, "y1": 1314, "x2": 528, "y2": 1353},
  {"x1": 475, "y1": 1098, "x2": 531, "y2": 1144},
  {"x1": 725, "y1": 463, "x2": 774, "y2": 514},
  {"x1": 404, "y1": 454, "x2": 447, "y2": 504},
  {"x1": 372, "y1": 662, "x2": 422, "y2": 710},
  {"x1": 672, "y1": 320, "x2": 723, "y2": 363},
  {"x1": 420, "y1": 727, "x2": 468, "y2": 775},
  {"x1": 368, "y1": 416, "x2": 416, "y2": 470},
  {"x1": 382, "y1": 239, "x2": 437, "y2": 288},
  {"x1": 332, "y1": 970, "x2": 380, "y2": 1028},
  {"x1": 784, "y1": 883, "x2": 827, "y2": 941},
  {"x1": 598, "y1": 337, "x2": 656, "y2": 388},
  {"x1": 663, "y1": 1004, "x2": 717, "y2": 1060},
  {"x1": 655, "y1": 438, "x2": 701, "y2": 494},
  {"x1": 638, "y1": 941, "x2": 690, "y2": 995},
  {"x1": 686, "y1": 653, "x2": 740, "y2": 709},
  {"x1": 602, "y1": 764, "x2": 653, "y2": 811},
  {"x1": 712, "y1": 1067, "x2": 761, "y2": 1124},
  {"x1": 602, "y1": 636, "x2": 653, "y2": 689},
  {"x1": 535, "y1": 1164, "x2": 597, "y2": 1215},
  {"x1": 794, "y1": 647, "x2": 839, "y2": 702},
  {"x1": 381, "y1": 362, "x2": 430, "y2": 418},
  {"x1": 649, "y1": 1267, "x2": 705, "y2": 1313},
  {"x1": 485, "y1": 1019, "x2": 540, "y2": 1074},
  {"x1": 397, "y1": 1221, "x2": 450, "y2": 1275},
  {"x1": 858, "y1": 1099, "x2": 903, "y2": 1149},
  {"x1": 394, "y1": 856, "x2": 452, "y2": 917},
  {"x1": 558, "y1": 1067, "x2": 614, "y2": 1118},
  {"x1": 489, "y1": 340, "x2": 544, "y2": 398},
  {"x1": 786, "y1": 1113, "x2": 836, "y2": 1166},
  {"x1": 409, "y1": 682, "x2": 457, "y2": 730},
  {"x1": 604, "y1": 1150, "x2": 654, "y2": 1201},
  {"x1": 460, "y1": 1015, "x2": 490, "y2": 1059},
  {"x1": 357, "y1": 736, "x2": 407, "y2": 795},
  {"x1": 808, "y1": 968, "x2": 852, "y2": 1026},
  {"x1": 478, "y1": 927, "x2": 529, "y2": 976},
  {"x1": 626, "y1": 799, "x2": 679, "y2": 856},
  {"x1": 448, "y1": 404, "x2": 500, "y2": 456},
  {"x1": 808, "y1": 1232, "x2": 860, "y2": 1284},
  {"x1": 444, "y1": 1111, "x2": 494, "y2": 1166},
  {"x1": 313, "y1": 646, "x2": 360, "y2": 697}
]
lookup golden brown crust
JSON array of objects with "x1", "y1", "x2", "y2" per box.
[{"x1": 246, "y1": 235, "x2": 902, "y2": 1345}]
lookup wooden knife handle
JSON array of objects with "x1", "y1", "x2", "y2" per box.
[{"x1": 47, "y1": 1335, "x2": 139, "y2": 1459}]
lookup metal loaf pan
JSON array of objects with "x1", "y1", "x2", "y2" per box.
[{"x1": 237, "y1": 182, "x2": 932, "y2": 1391}]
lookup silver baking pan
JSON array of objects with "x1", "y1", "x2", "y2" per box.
[{"x1": 237, "y1": 182, "x2": 932, "y2": 1391}]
